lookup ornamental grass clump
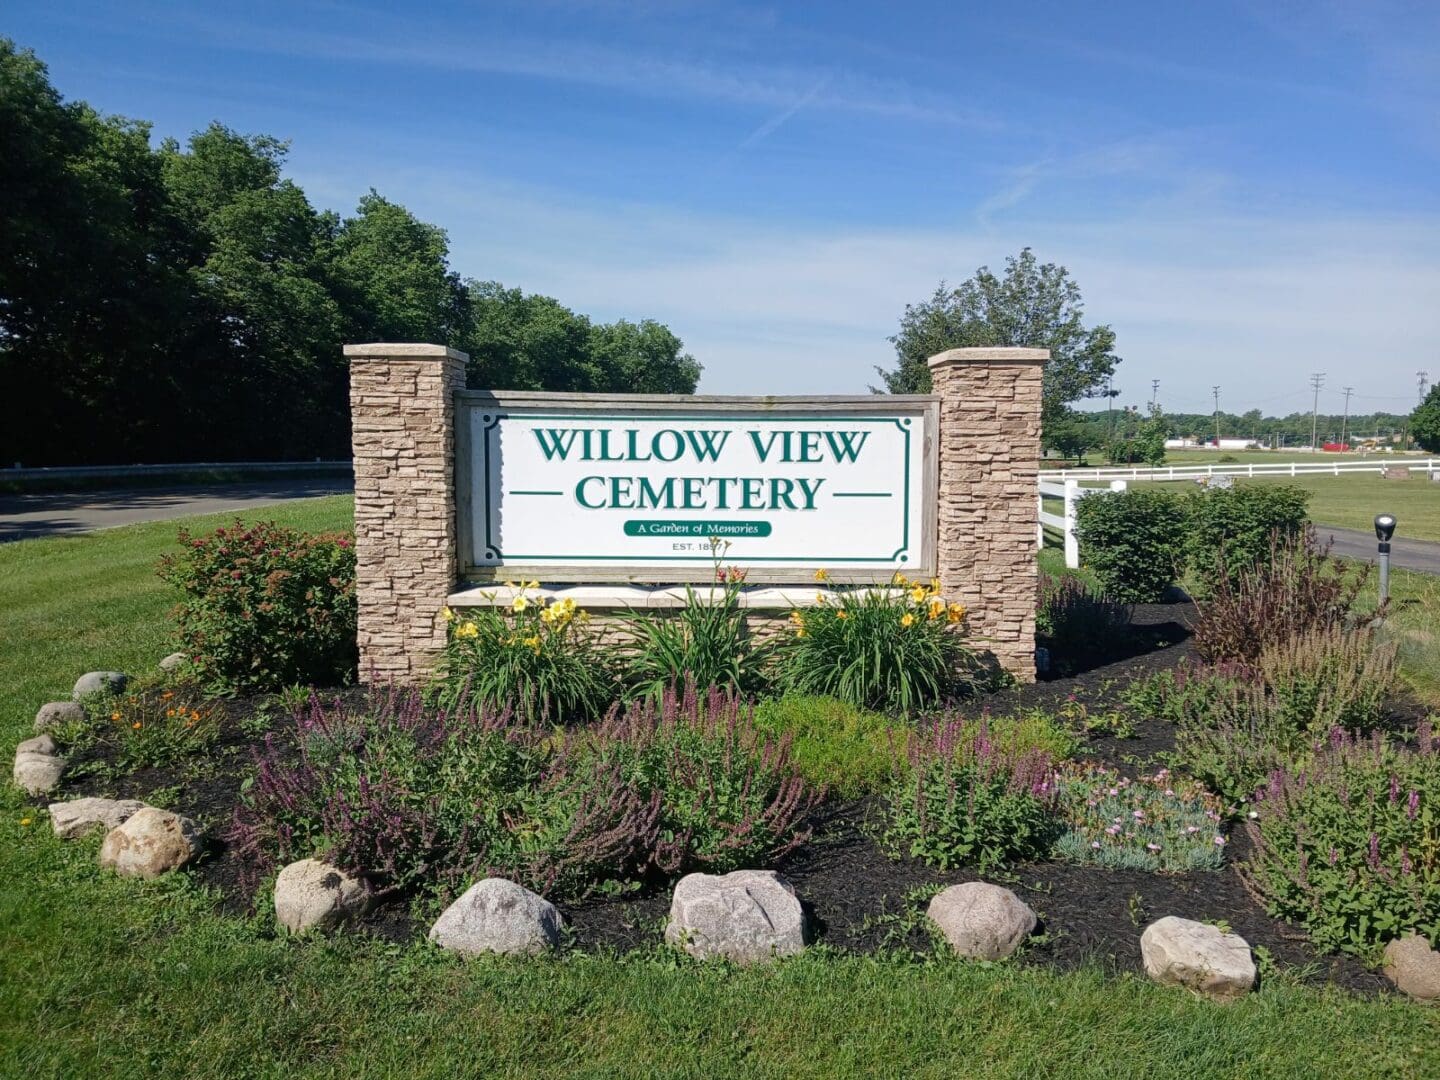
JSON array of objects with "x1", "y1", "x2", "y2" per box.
[
  {"x1": 157, "y1": 520, "x2": 356, "y2": 693},
  {"x1": 1243, "y1": 725, "x2": 1440, "y2": 959},
  {"x1": 1035, "y1": 573, "x2": 1132, "y2": 674},
  {"x1": 431, "y1": 583, "x2": 616, "y2": 724},
  {"x1": 1052, "y1": 765, "x2": 1226, "y2": 873},
  {"x1": 882, "y1": 717, "x2": 1059, "y2": 871},
  {"x1": 1193, "y1": 528, "x2": 1371, "y2": 664},
  {"x1": 776, "y1": 571, "x2": 974, "y2": 714}
]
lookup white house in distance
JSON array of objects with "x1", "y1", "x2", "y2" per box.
[{"x1": 1164, "y1": 437, "x2": 1258, "y2": 450}]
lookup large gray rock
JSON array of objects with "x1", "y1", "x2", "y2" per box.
[
  {"x1": 98, "y1": 807, "x2": 202, "y2": 879},
  {"x1": 13, "y1": 752, "x2": 65, "y2": 796},
  {"x1": 72, "y1": 671, "x2": 127, "y2": 700},
  {"x1": 48, "y1": 797, "x2": 147, "y2": 839},
  {"x1": 274, "y1": 858, "x2": 372, "y2": 934},
  {"x1": 16, "y1": 734, "x2": 58, "y2": 757},
  {"x1": 34, "y1": 701, "x2": 85, "y2": 733},
  {"x1": 1383, "y1": 934, "x2": 1440, "y2": 1001},
  {"x1": 1141, "y1": 916, "x2": 1256, "y2": 1001},
  {"x1": 665, "y1": 869, "x2": 807, "y2": 964},
  {"x1": 428, "y1": 878, "x2": 562, "y2": 956},
  {"x1": 926, "y1": 882, "x2": 1037, "y2": 960},
  {"x1": 158, "y1": 652, "x2": 187, "y2": 674}
]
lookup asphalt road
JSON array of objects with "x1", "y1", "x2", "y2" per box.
[
  {"x1": 0, "y1": 480, "x2": 353, "y2": 542},
  {"x1": 1314, "y1": 524, "x2": 1440, "y2": 575}
]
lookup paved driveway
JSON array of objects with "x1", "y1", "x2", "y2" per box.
[
  {"x1": 1315, "y1": 525, "x2": 1440, "y2": 575},
  {"x1": 0, "y1": 480, "x2": 353, "y2": 542}
]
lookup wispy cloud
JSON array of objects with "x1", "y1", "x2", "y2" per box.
[{"x1": 736, "y1": 77, "x2": 829, "y2": 150}]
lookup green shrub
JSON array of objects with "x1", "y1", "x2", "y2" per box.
[
  {"x1": 972, "y1": 708, "x2": 1081, "y2": 763},
  {"x1": 774, "y1": 573, "x2": 975, "y2": 714},
  {"x1": 882, "y1": 717, "x2": 1059, "y2": 871},
  {"x1": 1073, "y1": 488, "x2": 1187, "y2": 603},
  {"x1": 1193, "y1": 529, "x2": 1370, "y2": 664},
  {"x1": 622, "y1": 570, "x2": 769, "y2": 699},
  {"x1": 157, "y1": 521, "x2": 356, "y2": 694},
  {"x1": 1184, "y1": 485, "x2": 1310, "y2": 596},
  {"x1": 1243, "y1": 726, "x2": 1440, "y2": 959},
  {"x1": 1052, "y1": 764, "x2": 1227, "y2": 872},
  {"x1": 752, "y1": 694, "x2": 905, "y2": 798},
  {"x1": 431, "y1": 587, "x2": 616, "y2": 724}
]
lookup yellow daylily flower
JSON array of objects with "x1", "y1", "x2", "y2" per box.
[
  {"x1": 512, "y1": 596, "x2": 529, "y2": 613},
  {"x1": 947, "y1": 602, "x2": 966, "y2": 624},
  {"x1": 928, "y1": 598, "x2": 945, "y2": 620},
  {"x1": 814, "y1": 568, "x2": 829, "y2": 582},
  {"x1": 836, "y1": 610, "x2": 848, "y2": 620},
  {"x1": 900, "y1": 612, "x2": 916, "y2": 627},
  {"x1": 909, "y1": 585, "x2": 928, "y2": 604}
]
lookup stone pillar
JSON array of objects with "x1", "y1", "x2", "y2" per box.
[
  {"x1": 928, "y1": 347, "x2": 1048, "y2": 682},
  {"x1": 344, "y1": 343, "x2": 468, "y2": 684}
]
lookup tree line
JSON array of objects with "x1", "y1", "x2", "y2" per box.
[{"x1": 0, "y1": 41, "x2": 700, "y2": 465}]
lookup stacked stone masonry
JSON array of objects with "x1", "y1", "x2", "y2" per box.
[
  {"x1": 346, "y1": 344, "x2": 468, "y2": 683},
  {"x1": 346, "y1": 343, "x2": 1047, "y2": 685},
  {"x1": 927, "y1": 347, "x2": 1047, "y2": 682}
]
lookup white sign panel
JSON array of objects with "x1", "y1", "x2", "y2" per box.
[{"x1": 458, "y1": 394, "x2": 938, "y2": 582}]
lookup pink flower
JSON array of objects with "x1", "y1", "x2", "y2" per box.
[
  {"x1": 1213, "y1": 835, "x2": 1226, "y2": 846},
  {"x1": 1146, "y1": 843, "x2": 1161, "y2": 852},
  {"x1": 1091, "y1": 841, "x2": 1101, "y2": 849}
]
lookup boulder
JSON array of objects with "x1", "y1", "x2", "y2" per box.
[
  {"x1": 1141, "y1": 916, "x2": 1256, "y2": 1001},
  {"x1": 72, "y1": 671, "x2": 128, "y2": 700},
  {"x1": 665, "y1": 869, "x2": 807, "y2": 964},
  {"x1": 926, "y1": 882, "x2": 1037, "y2": 960},
  {"x1": 98, "y1": 807, "x2": 202, "y2": 879},
  {"x1": 274, "y1": 858, "x2": 372, "y2": 934},
  {"x1": 34, "y1": 701, "x2": 85, "y2": 733},
  {"x1": 16, "y1": 733, "x2": 58, "y2": 757},
  {"x1": 48, "y1": 797, "x2": 147, "y2": 839},
  {"x1": 428, "y1": 878, "x2": 562, "y2": 956},
  {"x1": 158, "y1": 652, "x2": 187, "y2": 674},
  {"x1": 13, "y1": 752, "x2": 65, "y2": 796},
  {"x1": 1383, "y1": 934, "x2": 1440, "y2": 1001}
]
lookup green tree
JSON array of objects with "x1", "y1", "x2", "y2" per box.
[
  {"x1": 1411, "y1": 385, "x2": 1440, "y2": 453},
  {"x1": 875, "y1": 248, "x2": 1120, "y2": 425},
  {"x1": 1042, "y1": 411, "x2": 1096, "y2": 464},
  {"x1": 586, "y1": 318, "x2": 701, "y2": 394},
  {"x1": 331, "y1": 191, "x2": 469, "y2": 345}
]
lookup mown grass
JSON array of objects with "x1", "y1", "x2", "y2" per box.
[{"x1": 2, "y1": 497, "x2": 1439, "y2": 1077}]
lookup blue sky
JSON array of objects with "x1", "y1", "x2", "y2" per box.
[{"x1": 8, "y1": 1, "x2": 1440, "y2": 415}]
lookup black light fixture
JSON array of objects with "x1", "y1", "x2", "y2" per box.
[{"x1": 1374, "y1": 513, "x2": 1396, "y2": 605}]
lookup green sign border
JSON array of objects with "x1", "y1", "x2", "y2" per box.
[{"x1": 478, "y1": 414, "x2": 913, "y2": 565}]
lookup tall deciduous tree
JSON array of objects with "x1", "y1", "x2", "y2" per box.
[
  {"x1": 1410, "y1": 386, "x2": 1440, "y2": 453},
  {"x1": 875, "y1": 248, "x2": 1120, "y2": 425}
]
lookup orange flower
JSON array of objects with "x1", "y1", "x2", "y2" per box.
[
  {"x1": 110, "y1": 711, "x2": 121, "y2": 722},
  {"x1": 131, "y1": 721, "x2": 142, "y2": 730}
]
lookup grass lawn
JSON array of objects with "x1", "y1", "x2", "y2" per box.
[{"x1": 2, "y1": 499, "x2": 1438, "y2": 1077}]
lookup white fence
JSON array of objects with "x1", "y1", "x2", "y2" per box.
[
  {"x1": 1038, "y1": 478, "x2": 1127, "y2": 568},
  {"x1": 1054, "y1": 458, "x2": 1440, "y2": 483}
]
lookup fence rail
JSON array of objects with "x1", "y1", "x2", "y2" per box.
[
  {"x1": 1038, "y1": 478, "x2": 1127, "y2": 568},
  {"x1": 1052, "y1": 458, "x2": 1440, "y2": 483}
]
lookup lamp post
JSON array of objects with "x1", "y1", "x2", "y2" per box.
[{"x1": 1374, "y1": 513, "x2": 1396, "y2": 606}]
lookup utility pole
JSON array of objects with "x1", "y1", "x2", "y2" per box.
[
  {"x1": 1420, "y1": 370, "x2": 1430, "y2": 403},
  {"x1": 1309, "y1": 373, "x2": 1325, "y2": 450},
  {"x1": 1212, "y1": 385, "x2": 1221, "y2": 446},
  {"x1": 1341, "y1": 386, "x2": 1353, "y2": 449},
  {"x1": 1151, "y1": 379, "x2": 1160, "y2": 408}
]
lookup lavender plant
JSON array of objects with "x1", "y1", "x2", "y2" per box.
[
  {"x1": 882, "y1": 717, "x2": 1060, "y2": 871},
  {"x1": 1243, "y1": 725, "x2": 1440, "y2": 959}
]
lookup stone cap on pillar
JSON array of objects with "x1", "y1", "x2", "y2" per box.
[
  {"x1": 928, "y1": 346, "x2": 1049, "y2": 368},
  {"x1": 343, "y1": 343, "x2": 470, "y2": 362}
]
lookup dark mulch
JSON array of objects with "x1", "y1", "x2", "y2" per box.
[{"x1": 55, "y1": 599, "x2": 1413, "y2": 993}]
